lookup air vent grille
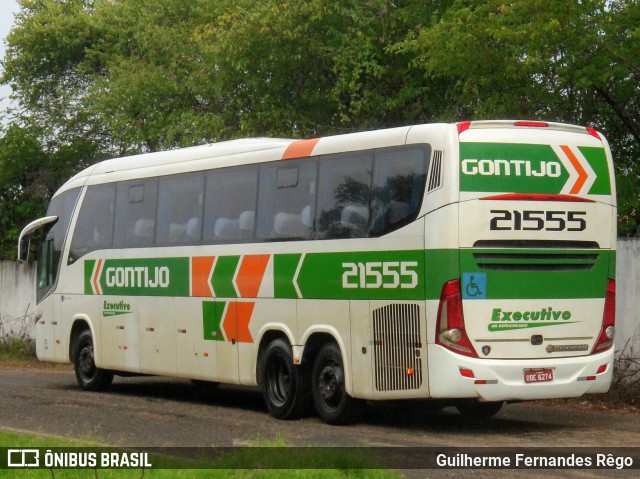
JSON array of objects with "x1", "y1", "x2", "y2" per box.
[
  {"x1": 427, "y1": 150, "x2": 443, "y2": 192},
  {"x1": 372, "y1": 304, "x2": 422, "y2": 391},
  {"x1": 471, "y1": 241, "x2": 600, "y2": 271}
]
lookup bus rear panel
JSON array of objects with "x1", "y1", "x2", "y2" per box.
[{"x1": 429, "y1": 121, "x2": 616, "y2": 402}]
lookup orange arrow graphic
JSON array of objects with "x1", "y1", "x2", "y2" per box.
[
  {"x1": 92, "y1": 259, "x2": 103, "y2": 295},
  {"x1": 560, "y1": 145, "x2": 587, "y2": 194},
  {"x1": 236, "y1": 254, "x2": 270, "y2": 298},
  {"x1": 235, "y1": 302, "x2": 255, "y2": 343},
  {"x1": 191, "y1": 256, "x2": 215, "y2": 297},
  {"x1": 222, "y1": 301, "x2": 255, "y2": 343}
]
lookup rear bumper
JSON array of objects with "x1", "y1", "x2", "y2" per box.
[{"x1": 427, "y1": 345, "x2": 613, "y2": 401}]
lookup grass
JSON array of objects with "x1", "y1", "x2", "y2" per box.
[
  {"x1": 0, "y1": 429, "x2": 402, "y2": 479},
  {"x1": 0, "y1": 338, "x2": 36, "y2": 365},
  {"x1": 0, "y1": 339, "x2": 71, "y2": 370},
  {"x1": 0, "y1": 343, "x2": 402, "y2": 478}
]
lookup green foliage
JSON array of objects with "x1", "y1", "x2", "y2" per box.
[
  {"x1": 398, "y1": 0, "x2": 640, "y2": 234},
  {"x1": 0, "y1": 125, "x2": 49, "y2": 258},
  {"x1": 1, "y1": 0, "x2": 639, "y2": 236},
  {"x1": 0, "y1": 338, "x2": 35, "y2": 363},
  {"x1": 0, "y1": 124, "x2": 96, "y2": 258}
]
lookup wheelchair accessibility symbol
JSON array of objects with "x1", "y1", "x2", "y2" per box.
[{"x1": 462, "y1": 272, "x2": 486, "y2": 299}]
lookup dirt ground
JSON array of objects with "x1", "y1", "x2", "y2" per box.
[{"x1": 1, "y1": 366, "x2": 639, "y2": 477}]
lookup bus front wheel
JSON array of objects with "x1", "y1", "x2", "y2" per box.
[
  {"x1": 311, "y1": 342, "x2": 359, "y2": 425},
  {"x1": 73, "y1": 330, "x2": 114, "y2": 391},
  {"x1": 259, "y1": 338, "x2": 311, "y2": 419}
]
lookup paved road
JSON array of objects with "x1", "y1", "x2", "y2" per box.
[{"x1": 1, "y1": 367, "x2": 639, "y2": 477}]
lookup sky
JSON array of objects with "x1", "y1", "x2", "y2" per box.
[{"x1": 1, "y1": 0, "x2": 20, "y2": 126}]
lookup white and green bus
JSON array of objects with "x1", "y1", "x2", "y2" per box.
[{"x1": 19, "y1": 121, "x2": 617, "y2": 424}]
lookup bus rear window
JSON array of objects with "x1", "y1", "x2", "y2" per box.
[{"x1": 370, "y1": 146, "x2": 429, "y2": 236}]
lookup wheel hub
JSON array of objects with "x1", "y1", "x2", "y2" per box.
[
  {"x1": 79, "y1": 347, "x2": 95, "y2": 376},
  {"x1": 268, "y1": 358, "x2": 291, "y2": 405},
  {"x1": 318, "y1": 364, "x2": 342, "y2": 407}
]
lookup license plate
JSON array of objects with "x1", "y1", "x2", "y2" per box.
[{"x1": 524, "y1": 368, "x2": 554, "y2": 383}]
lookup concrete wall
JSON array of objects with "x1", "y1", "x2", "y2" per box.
[
  {"x1": 0, "y1": 260, "x2": 36, "y2": 343},
  {"x1": 1, "y1": 239, "x2": 639, "y2": 356},
  {"x1": 616, "y1": 239, "x2": 640, "y2": 357}
]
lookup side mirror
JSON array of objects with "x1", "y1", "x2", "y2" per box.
[
  {"x1": 17, "y1": 215, "x2": 58, "y2": 263},
  {"x1": 18, "y1": 236, "x2": 31, "y2": 262}
]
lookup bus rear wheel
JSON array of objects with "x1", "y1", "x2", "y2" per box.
[
  {"x1": 259, "y1": 338, "x2": 311, "y2": 419},
  {"x1": 73, "y1": 330, "x2": 113, "y2": 391},
  {"x1": 311, "y1": 342, "x2": 359, "y2": 425}
]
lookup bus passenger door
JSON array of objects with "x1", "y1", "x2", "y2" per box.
[
  {"x1": 215, "y1": 300, "x2": 240, "y2": 384},
  {"x1": 35, "y1": 296, "x2": 57, "y2": 362},
  {"x1": 99, "y1": 296, "x2": 140, "y2": 373},
  {"x1": 139, "y1": 297, "x2": 177, "y2": 376},
  {"x1": 349, "y1": 300, "x2": 374, "y2": 399},
  {"x1": 176, "y1": 299, "x2": 219, "y2": 382}
]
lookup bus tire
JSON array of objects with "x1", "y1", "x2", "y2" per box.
[
  {"x1": 456, "y1": 400, "x2": 504, "y2": 419},
  {"x1": 311, "y1": 342, "x2": 359, "y2": 425},
  {"x1": 73, "y1": 329, "x2": 114, "y2": 391},
  {"x1": 259, "y1": 338, "x2": 311, "y2": 420}
]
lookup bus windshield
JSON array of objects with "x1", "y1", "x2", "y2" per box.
[{"x1": 36, "y1": 187, "x2": 80, "y2": 303}]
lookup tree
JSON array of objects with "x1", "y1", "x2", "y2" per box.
[
  {"x1": 0, "y1": 124, "x2": 96, "y2": 258},
  {"x1": 2, "y1": 0, "x2": 454, "y2": 149},
  {"x1": 399, "y1": 0, "x2": 640, "y2": 235},
  {"x1": 2, "y1": 0, "x2": 225, "y2": 154},
  {"x1": 1, "y1": 0, "x2": 639, "y2": 236}
]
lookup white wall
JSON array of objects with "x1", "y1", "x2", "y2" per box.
[
  {"x1": 615, "y1": 239, "x2": 640, "y2": 357},
  {"x1": 0, "y1": 261, "x2": 36, "y2": 342}
]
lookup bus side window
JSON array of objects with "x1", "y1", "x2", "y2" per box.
[
  {"x1": 114, "y1": 179, "x2": 158, "y2": 248},
  {"x1": 316, "y1": 152, "x2": 373, "y2": 239},
  {"x1": 370, "y1": 146, "x2": 429, "y2": 236},
  {"x1": 69, "y1": 184, "x2": 116, "y2": 261},
  {"x1": 156, "y1": 172, "x2": 204, "y2": 246},
  {"x1": 256, "y1": 158, "x2": 317, "y2": 241},
  {"x1": 203, "y1": 166, "x2": 258, "y2": 244}
]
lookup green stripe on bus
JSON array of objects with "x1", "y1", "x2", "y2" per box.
[
  {"x1": 89, "y1": 257, "x2": 190, "y2": 296},
  {"x1": 273, "y1": 254, "x2": 302, "y2": 299},
  {"x1": 202, "y1": 301, "x2": 226, "y2": 341},
  {"x1": 459, "y1": 143, "x2": 611, "y2": 195},
  {"x1": 579, "y1": 146, "x2": 611, "y2": 195},
  {"x1": 459, "y1": 249, "x2": 612, "y2": 299},
  {"x1": 460, "y1": 143, "x2": 569, "y2": 193},
  {"x1": 83, "y1": 247, "x2": 610, "y2": 301},
  {"x1": 84, "y1": 259, "x2": 96, "y2": 294},
  {"x1": 211, "y1": 256, "x2": 240, "y2": 298},
  {"x1": 424, "y1": 249, "x2": 460, "y2": 300},
  {"x1": 293, "y1": 250, "x2": 426, "y2": 300}
]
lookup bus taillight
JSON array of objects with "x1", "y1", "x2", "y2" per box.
[
  {"x1": 457, "y1": 121, "x2": 472, "y2": 134},
  {"x1": 586, "y1": 127, "x2": 601, "y2": 139},
  {"x1": 514, "y1": 121, "x2": 549, "y2": 128},
  {"x1": 436, "y1": 279, "x2": 478, "y2": 358},
  {"x1": 592, "y1": 279, "x2": 616, "y2": 354}
]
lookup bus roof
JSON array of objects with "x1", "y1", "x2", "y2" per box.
[
  {"x1": 69, "y1": 137, "x2": 292, "y2": 182},
  {"x1": 59, "y1": 125, "x2": 423, "y2": 193},
  {"x1": 55, "y1": 121, "x2": 608, "y2": 195}
]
